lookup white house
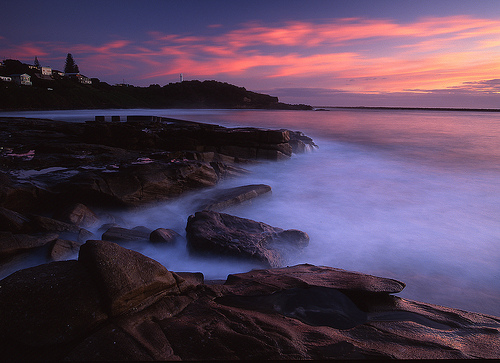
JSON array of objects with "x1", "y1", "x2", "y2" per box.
[
  {"x1": 11, "y1": 73, "x2": 32, "y2": 86},
  {"x1": 41, "y1": 66, "x2": 52, "y2": 76}
]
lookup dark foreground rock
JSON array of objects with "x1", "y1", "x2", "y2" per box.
[
  {"x1": 0, "y1": 241, "x2": 498, "y2": 361},
  {"x1": 185, "y1": 210, "x2": 309, "y2": 267}
]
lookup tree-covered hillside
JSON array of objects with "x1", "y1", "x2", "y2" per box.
[{"x1": 0, "y1": 59, "x2": 311, "y2": 110}]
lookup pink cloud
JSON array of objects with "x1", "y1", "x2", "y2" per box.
[{"x1": 3, "y1": 14, "x2": 500, "y2": 97}]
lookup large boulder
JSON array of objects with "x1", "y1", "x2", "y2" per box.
[
  {"x1": 185, "y1": 210, "x2": 309, "y2": 267},
  {"x1": 0, "y1": 243, "x2": 499, "y2": 361},
  {"x1": 78, "y1": 240, "x2": 182, "y2": 316},
  {"x1": 0, "y1": 260, "x2": 107, "y2": 349}
]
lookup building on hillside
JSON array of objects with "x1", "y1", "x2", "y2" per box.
[
  {"x1": 65, "y1": 73, "x2": 92, "y2": 84},
  {"x1": 52, "y1": 70, "x2": 65, "y2": 79},
  {"x1": 10, "y1": 73, "x2": 32, "y2": 86},
  {"x1": 41, "y1": 66, "x2": 52, "y2": 76}
]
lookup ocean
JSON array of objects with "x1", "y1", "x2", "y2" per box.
[{"x1": 1, "y1": 108, "x2": 499, "y2": 317}]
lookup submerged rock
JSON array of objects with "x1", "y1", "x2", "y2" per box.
[{"x1": 185, "y1": 210, "x2": 309, "y2": 267}]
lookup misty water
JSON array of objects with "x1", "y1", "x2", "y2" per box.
[{"x1": 1, "y1": 108, "x2": 499, "y2": 317}]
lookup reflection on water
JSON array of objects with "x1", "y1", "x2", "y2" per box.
[{"x1": 1, "y1": 108, "x2": 499, "y2": 316}]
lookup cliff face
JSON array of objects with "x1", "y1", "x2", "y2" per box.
[{"x1": 0, "y1": 79, "x2": 311, "y2": 110}]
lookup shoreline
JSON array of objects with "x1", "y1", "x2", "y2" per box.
[
  {"x1": 314, "y1": 105, "x2": 500, "y2": 112},
  {"x1": 0, "y1": 115, "x2": 499, "y2": 360}
]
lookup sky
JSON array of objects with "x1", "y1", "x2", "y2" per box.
[{"x1": 1, "y1": 0, "x2": 500, "y2": 108}]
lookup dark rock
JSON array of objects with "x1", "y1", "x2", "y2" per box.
[
  {"x1": 196, "y1": 184, "x2": 272, "y2": 211},
  {"x1": 0, "y1": 261, "x2": 107, "y2": 348},
  {"x1": 150, "y1": 228, "x2": 181, "y2": 244},
  {"x1": 0, "y1": 232, "x2": 58, "y2": 258},
  {"x1": 49, "y1": 239, "x2": 82, "y2": 261},
  {"x1": 288, "y1": 130, "x2": 318, "y2": 153},
  {"x1": 28, "y1": 214, "x2": 93, "y2": 242},
  {"x1": 63, "y1": 322, "x2": 160, "y2": 361},
  {"x1": 56, "y1": 161, "x2": 220, "y2": 208},
  {"x1": 0, "y1": 244, "x2": 499, "y2": 361},
  {"x1": 224, "y1": 263, "x2": 406, "y2": 295},
  {"x1": 52, "y1": 203, "x2": 99, "y2": 228},
  {"x1": 185, "y1": 210, "x2": 309, "y2": 267},
  {"x1": 0, "y1": 174, "x2": 50, "y2": 214},
  {"x1": 131, "y1": 225, "x2": 152, "y2": 234},
  {"x1": 0, "y1": 207, "x2": 30, "y2": 232},
  {"x1": 217, "y1": 286, "x2": 368, "y2": 330},
  {"x1": 78, "y1": 240, "x2": 181, "y2": 316},
  {"x1": 29, "y1": 214, "x2": 81, "y2": 233},
  {"x1": 101, "y1": 226, "x2": 150, "y2": 242}
]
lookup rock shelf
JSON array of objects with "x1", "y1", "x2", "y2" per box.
[{"x1": 0, "y1": 116, "x2": 498, "y2": 360}]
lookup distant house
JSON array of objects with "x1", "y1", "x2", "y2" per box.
[
  {"x1": 65, "y1": 73, "x2": 92, "y2": 84},
  {"x1": 11, "y1": 73, "x2": 32, "y2": 86},
  {"x1": 41, "y1": 66, "x2": 52, "y2": 76},
  {"x1": 0, "y1": 76, "x2": 12, "y2": 82},
  {"x1": 52, "y1": 70, "x2": 65, "y2": 79}
]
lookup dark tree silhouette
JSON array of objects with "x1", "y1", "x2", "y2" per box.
[
  {"x1": 64, "y1": 53, "x2": 79, "y2": 73},
  {"x1": 34, "y1": 57, "x2": 40, "y2": 68}
]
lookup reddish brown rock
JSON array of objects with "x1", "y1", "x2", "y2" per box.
[
  {"x1": 0, "y1": 207, "x2": 30, "y2": 233},
  {"x1": 52, "y1": 203, "x2": 99, "y2": 228},
  {"x1": 0, "y1": 260, "x2": 107, "y2": 350},
  {"x1": 49, "y1": 239, "x2": 82, "y2": 261},
  {"x1": 149, "y1": 228, "x2": 181, "y2": 244},
  {"x1": 56, "y1": 161, "x2": 220, "y2": 208},
  {"x1": 78, "y1": 240, "x2": 181, "y2": 316},
  {"x1": 185, "y1": 210, "x2": 309, "y2": 267},
  {"x1": 196, "y1": 184, "x2": 272, "y2": 211},
  {"x1": 224, "y1": 263, "x2": 406, "y2": 295},
  {"x1": 0, "y1": 231, "x2": 58, "y2": 258},
  {"x1": 0, "y1": 244, "x2": 498, "y2": 361},
  {"x1": 101, "y1": 226, "x2": 150, "y2": 242}
]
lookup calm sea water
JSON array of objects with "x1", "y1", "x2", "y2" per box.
[{"x1": 1, "y1": 108, "x2": 499, "y2": 316}]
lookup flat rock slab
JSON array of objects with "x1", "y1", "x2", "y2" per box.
[
  {"x1": 196, "y1": 184, "x2": 272, "y2": 211},
  {"x1": 101, "y1": 226, "x2": 150, "y2": 242},
  {"x1": 0, "y1": 231, "x2": 59, "y2": 258},
  {"x1": 224, "y1": 263, "x2": 406, "y2": 295}
]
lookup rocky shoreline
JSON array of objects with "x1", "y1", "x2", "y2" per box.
[{"x1": 0, "y1": 116, "x2": 499, "y2": 360}]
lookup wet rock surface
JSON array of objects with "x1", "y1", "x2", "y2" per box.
[
  {"x1": 0, "y1": 116, "x2": 499, "y2": 360},
  {"x1": 185, "y1": 210, "x2": 309, "y2": 267},
  {"x1": 0, "y1": 242, "x2": 498, "y2": 361},
  {"x1": 0, "y1": 116, "x2": 316, "y2": 212}
]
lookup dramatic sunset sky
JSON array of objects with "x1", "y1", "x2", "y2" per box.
[{"x1": 2, "y1": 0, "x2": 500, "y2": 107}]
